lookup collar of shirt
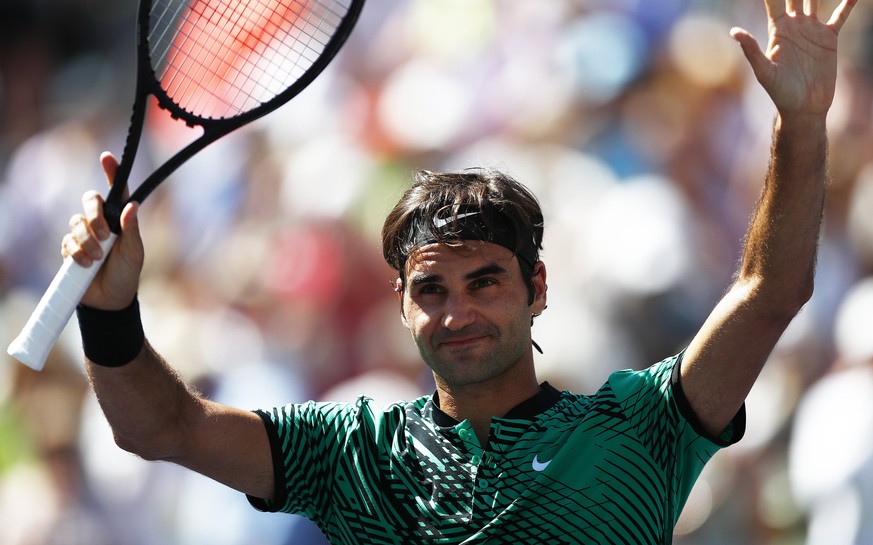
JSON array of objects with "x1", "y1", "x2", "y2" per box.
[{"x1": 427, "y1": 382, "x2": 563, "y2": 427}]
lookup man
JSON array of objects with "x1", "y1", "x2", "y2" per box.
[{"x1": 63, "y1": 0, "x2": 858, "y2": 542}]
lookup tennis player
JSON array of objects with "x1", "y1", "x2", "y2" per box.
[{"x1": 63, "y1": 0, "x2": 857, "y2": 542}]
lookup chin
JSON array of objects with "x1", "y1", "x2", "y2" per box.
[{"x1": 432, "y1": 361, "x2": 511, "y2": 389}]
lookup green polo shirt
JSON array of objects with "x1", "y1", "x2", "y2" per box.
[{"x1": 248, "y1": 353, "x2": 744, "y2": 544}]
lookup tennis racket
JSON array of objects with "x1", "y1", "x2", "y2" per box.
[{"x1": 7, "y1": 0, "x2": 365, "y2": 370}]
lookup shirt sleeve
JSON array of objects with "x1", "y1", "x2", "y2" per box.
[
  {"x1": 670, "y1": 350, "x2": 746, "y2": 446},
  {"x1": 606, "y1": 352, "x2": 745, "y2": 522},
  {"x1": 608, "y1": 352, "x2": 745, "y2": 448},
  {"x1": 246, "y1": 399, "x2": 370, "y2": 518}
]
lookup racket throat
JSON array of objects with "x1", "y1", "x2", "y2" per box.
[{"x1": 103, "y1": 201, "x2": 124, "y2": 235}]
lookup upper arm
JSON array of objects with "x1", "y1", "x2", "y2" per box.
[
  {"x1": 171, "y1": 398, "x2": 276, "y2": 501},
  {"x1": 87, "y1": 344, "x2": 277, "y2": 501},
  {"x1": 680, "y1": 279, "x2": 797, "y2": 436}
]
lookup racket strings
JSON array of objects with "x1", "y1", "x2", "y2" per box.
[{"x1": 148, "y1": 0, "x2": 350, "y2": 119}]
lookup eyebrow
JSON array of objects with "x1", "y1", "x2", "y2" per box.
[{"x1": 408, "y1": 263, "x2": 510, "y2": 287}]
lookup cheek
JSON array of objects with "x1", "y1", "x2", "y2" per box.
[
  {"x1": 401, "y1": 301, "x2": 428, "y2": 335},
  {"x1": 409, "y1": 311, "x2": 450, "y2": 353}
]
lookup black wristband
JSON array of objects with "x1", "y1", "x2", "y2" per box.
[{"x1": 76, "y1": 296, "x2": 145, "y2": 367}]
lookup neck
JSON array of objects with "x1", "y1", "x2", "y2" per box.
[{"x1": 435, "y1": 372, "x2": 540, "y2": 445}]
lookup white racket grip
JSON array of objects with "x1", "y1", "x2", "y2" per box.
[{"x1": 7, "y1": 233, "x2": 118, "y2": 371}]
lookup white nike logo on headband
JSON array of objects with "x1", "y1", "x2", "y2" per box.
[{"x1": 433, "y1": 211, "x2": 481, "y2": 229}]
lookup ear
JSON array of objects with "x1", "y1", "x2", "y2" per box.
[
  {"x1": 530, "y1": 261, "x2": 547, "y2": 315},
  {"x1": 394, "y1": 277, "x2": 410, "y2": 328}
]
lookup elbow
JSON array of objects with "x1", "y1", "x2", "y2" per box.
[
  {"x1": 795, "y1": 278, "x2": 815, "y2": 309},
  {"x1": 110, "y1": 422, "x2": 185, "y2": 462},
  {"x1": 105, "y1": 381, "x2": 197, "y2": 462},
  {"x1": 112, "y1": 431, "x2": 169, "y2": 461},
  {"x1": 735, "y1": 274, "x2": 813, "y2": 321},
  {"x1": 737, "y1": 255, "x2": 817, "y2": 317},
  {"x1": 112, "y1": 433, "x2": 147, "y2": 459},
  {"x1": 769, "y1": 275, "x2": 814, "y2": 317},
  {"x1": 780, "y1": 274, "x2": 815, "y2": 316},
  {"x1": 108, "y1": 394, "x2": 201, "y2": 462}
]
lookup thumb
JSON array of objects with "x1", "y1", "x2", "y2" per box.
[
  {"x1": 115, "y1": 201, "x2": 144, "y2": 272},
  {"x1": 118, "y1": 201, "x2": 141, "y2": 245},
  {"x1": 97, "y1": 200, "x2": 143, "y2": 309},
  {"x1": 730, "y1": 27, "x2": 770, "y2": 83}
]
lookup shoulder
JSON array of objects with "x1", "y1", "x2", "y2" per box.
[
  {"x1": 606, "y1": 353, "x2": 679, "y2": 397},
  {"x1": 559, "y1": 354, "x2": 684, "y2": 437},
  {"x1": 547, "y1": 354, "x2": 681, "y2": 419},
  {"x1": 260, "y1": 394, "x2": 430, "y2": 426}
]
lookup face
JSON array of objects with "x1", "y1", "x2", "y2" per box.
[{"x1": 399, "y1": 241, "x2": 547, "y2": 389}]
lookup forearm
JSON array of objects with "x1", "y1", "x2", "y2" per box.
[
  {"x1": 737, "y1": 112, "x2": 828, "y2": 312},
  {"x1": 680, "y1": 114, "x2": 830, "y2": 434},
  {"x1": 86, "y1": 340, "x2": 200, "y2": 461}
]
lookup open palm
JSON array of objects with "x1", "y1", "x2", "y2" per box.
[{"x1": 731, "y1": 0, "x2": 858, "y2": 115}]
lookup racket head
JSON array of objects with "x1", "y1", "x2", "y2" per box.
[
  {"x1": 103, "y1": 0, "x2": 365, "y2": 212},
  {"x1": 142, "y1": 0, "x2": 364, "y2": 127}
]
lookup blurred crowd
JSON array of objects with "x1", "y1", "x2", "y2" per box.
[{"x1": 2, "y1": 0, "x2": 873, "y2": 543}]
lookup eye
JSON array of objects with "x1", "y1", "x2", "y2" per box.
[
  {"x1": 417, "y1": 284, "x2": 445, "y2": 296},
  {"x1": 470, "y1": 277, "x2": 497, "y2": 290}
]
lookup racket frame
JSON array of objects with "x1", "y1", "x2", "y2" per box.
[{"x1": 104, "y1": 0, "x2": 365, "y2": 231}]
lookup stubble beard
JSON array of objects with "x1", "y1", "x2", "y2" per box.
[{"x1": 418, "y1": 323, "x2": 530, "y2": 388}]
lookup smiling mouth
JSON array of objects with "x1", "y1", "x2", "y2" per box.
[{"x1": 439, "y1": 335, "x2": 489, "y2": 348}]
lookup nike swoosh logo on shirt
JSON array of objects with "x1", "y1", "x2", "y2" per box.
[{"x1": 532, "y1": 455, "x2": 552, "y2": 472}]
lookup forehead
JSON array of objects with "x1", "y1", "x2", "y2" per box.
[{"x1": 405, "y1": 241, "x2": 515, "y2": 276}]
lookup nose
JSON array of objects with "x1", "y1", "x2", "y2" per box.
[{"x1": 442, "y1": 293, "x2": 476, "y2": 331}]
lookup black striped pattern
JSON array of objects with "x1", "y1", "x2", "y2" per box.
[{"x1": 249, "y1": 354, "x2": 737, "y2": 544}]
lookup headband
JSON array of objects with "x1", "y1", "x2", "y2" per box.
[{"x1": 408, "y1": 206, "x2": 537, "y2": 270}]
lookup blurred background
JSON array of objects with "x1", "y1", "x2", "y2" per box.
[{"x1": 2, "y1": 0, "x2": 873, "y2": 543}]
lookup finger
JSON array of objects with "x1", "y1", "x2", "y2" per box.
[
  {"x1": 62, "y1": 230, "x2": 94, "y2": 267},
  {"x1": 827, "y1": 0, "x2": 858, "y2": 31},
  {"x1": 82, "y1": 190, "x2": 110, "y2": 240},
  {"x1": 69, "y1": 213, "x2": 104, "y2": 261},
  {"x1": 767, "y1": 0, "x2": 788, "y2": 18},
  {"x1": 61, "y1": 233, "x2": 72, "y2": 260},
  {"x1": 100, "y1": 151, "x2": 129, "y2": 201},
  {"x1": 100, "y1": 151, "x2": 119, "y2": 185},
  {"x1": 785, "y1": 0, "x2": 802, "y2": 15},
  {"x1": 804, "y1": 0, "x2": 820, "y2": 18}
]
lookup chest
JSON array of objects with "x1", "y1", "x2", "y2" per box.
[{"x1": 367, "y1": 406, "x2": 672, "y2": 543}]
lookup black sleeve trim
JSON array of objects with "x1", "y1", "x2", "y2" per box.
[
  {"x1": 246, "y1": 408, "x2": 288, "y2": 512},
  {"x1": 670, "y1": 352, "x2": 746, "y2": 447}
]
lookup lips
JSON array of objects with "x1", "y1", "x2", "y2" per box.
[
  {"x1": 434, "y1": 327, "x2": 495, "y2": 348},
  {"x1": 440, "y1": 335, "x2": 488, "y2": 348}
]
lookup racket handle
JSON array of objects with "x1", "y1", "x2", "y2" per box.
[{"x1": 7, "y1": 234, "x2": 118, "y2": 371}]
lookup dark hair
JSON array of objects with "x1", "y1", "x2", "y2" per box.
[{"x1": 381, "y1": 168, "x2": 544, "y2": 300}]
